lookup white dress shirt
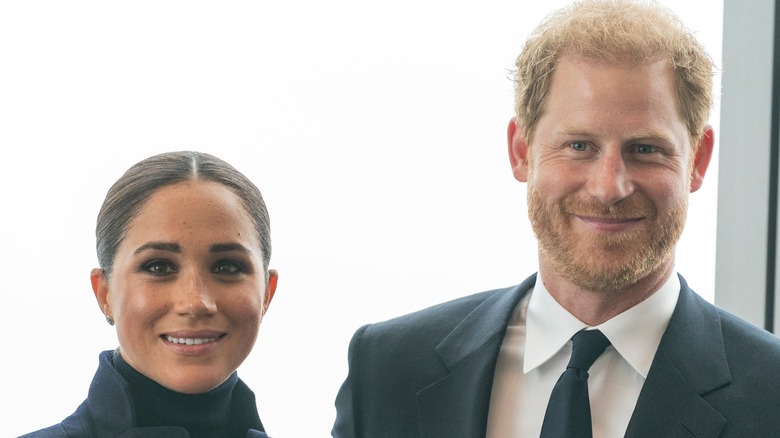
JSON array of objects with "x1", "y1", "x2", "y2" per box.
[{"x1": 486, "y1": 272, "x2": 680, "y2": 438}]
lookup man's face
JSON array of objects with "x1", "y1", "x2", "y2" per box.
[{"x1": 511, "y1": 57, "x2": 710, "y2": 292}]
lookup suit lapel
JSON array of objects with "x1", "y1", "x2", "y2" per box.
[
  {"x1": 415, "y1": 275, "x2": 536, "y2": 437},
  {"x1": 625, "y1": 275, "x2": 730, "y2": 438}
]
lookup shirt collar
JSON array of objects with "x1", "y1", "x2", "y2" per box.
[{"x1": 524, "y1": 272, "x2": 679, "y2": 377}]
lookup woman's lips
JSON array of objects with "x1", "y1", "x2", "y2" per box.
[
  {"x1": 160, "y1": 330, "x2": 226, "y2": 353},
  {"x1": 165, "y1": 335, "x2": 219, "y2": 345}
]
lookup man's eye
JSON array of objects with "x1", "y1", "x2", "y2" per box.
[
  {"x1": 570, "y1": 141, "x2": 588, "y2": 151},
  {"x1": 635, "y1": 144, "x2": 656, "y2": 154},
  {"x1": 142, "y1": 260, "x2": 176, "y2": 275}
]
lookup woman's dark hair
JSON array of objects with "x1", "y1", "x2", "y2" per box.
[{"x1": 95, "y1": 151, "x2": 271, "y2": 277}]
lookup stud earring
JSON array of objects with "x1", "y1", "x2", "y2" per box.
[{"x1": 105, "y1": 315, "x2": 115, "y2": 326}]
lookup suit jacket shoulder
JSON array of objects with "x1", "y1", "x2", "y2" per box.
[
  {"x1": 626, "y1": 275, "x2": 780, "y2": 438},
  {"x1": 707, "y1": 306, "x2": 780, "y2": 435},
  {"x1": 333, "y1": 276, "x2": 536, "y2": 438},
  {"x1": 354, "y1": 287, "x2": 508, "y2": 357}
]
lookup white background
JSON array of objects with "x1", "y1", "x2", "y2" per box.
[{"x1": 1, "y1": 1, "x2": 722, "y2": 436}]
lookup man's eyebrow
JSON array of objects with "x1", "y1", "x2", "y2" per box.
[
  {"x1": 133, "y1": 242, "x2": 181, "y2": 255},
  {"x1": 622, "y1": 130, "x2": 674, "y2": 143},
  {"x1": 560, "y1": 127, "x2": 592, "y2": 137},
  {"x1": 559, "y1": 128, "x2": 672, "y2": 142},
  {"x1": 210, "y1": 243, "x2": 253, "y2": 254}
]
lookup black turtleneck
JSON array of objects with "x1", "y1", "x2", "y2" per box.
[{"x1": 112, "y1": 351, "x2": 263, "y2": 438}]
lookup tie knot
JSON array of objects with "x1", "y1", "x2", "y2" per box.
[{"x1": 567, "y1": 329, "x2": 611, "y2": 371}]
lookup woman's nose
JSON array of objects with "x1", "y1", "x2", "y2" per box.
[{"x1": 175, "y1": 272, "x2": 217, "y2": 318}]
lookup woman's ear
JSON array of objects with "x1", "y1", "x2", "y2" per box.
[
  {"x1": 508, "y1": 118, "x2": 531, "y2": 182},
  {"x1": 91, "y1": 268, "x2": 112, "y2": 320},
  {"x1": 263, "y1": 269, "x2": 279, "y2": 315}
]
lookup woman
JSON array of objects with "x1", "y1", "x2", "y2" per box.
[{"x1": 23, "y1": 151, "x2": 277, "y2": 438}]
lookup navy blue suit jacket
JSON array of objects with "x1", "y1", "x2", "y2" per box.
[{"x1": 332, "y1": 274, "x2": 780, "y2": 437}]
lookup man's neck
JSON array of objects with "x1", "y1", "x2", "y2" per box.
[{"x1": 538, "y1": 257, "x2": 675, "y2": 326}]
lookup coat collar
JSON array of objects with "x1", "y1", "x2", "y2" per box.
[
  {"x1": 415, "y1": 275, "x2": 536, "y2": 436},
  {"x1": 60, "y1": 350, "x2": 268, "y2": 438},
  {"x1": 624, "y1": 274, "x2": 730, "y2": 438}
]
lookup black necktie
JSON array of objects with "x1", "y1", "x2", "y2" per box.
[{"x1": 540, "y1": 329, "x2": 611, "y2": 438}]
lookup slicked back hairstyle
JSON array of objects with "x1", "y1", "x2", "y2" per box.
[
  {"x1": 513, "y1": 0, "x2": 715, "y2": 147},
  {"x1": 95, "y1": 151, "x2": 272, "y2": 278}
]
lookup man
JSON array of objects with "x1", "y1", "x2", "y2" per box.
[{"x1": 332, "y1": 1, "x2": 780, "y2": 437}]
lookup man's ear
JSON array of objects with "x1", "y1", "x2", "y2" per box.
[
  {"x1": 263, "y1": 269, "x2": 279, "y2": 315},
  {"x1": 690, "y1": 125, "x2": 714, "y2": 193},
  {"x1": 91, "y1": 268, "x2": 112, "y2": 319},
  {"x1": 508, "y1": 117, "x2": 531, "y2": 182}
]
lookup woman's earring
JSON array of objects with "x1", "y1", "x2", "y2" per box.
[{"x1": 105, "y1": 315, "x2": 115, "y2": 326}]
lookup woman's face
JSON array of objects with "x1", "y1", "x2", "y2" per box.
[{"x1": 92, "y1": 180, "x2": 277, "y2": 394}]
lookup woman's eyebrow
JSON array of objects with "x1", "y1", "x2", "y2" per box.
[
  {"x1": 210, "y1": 242, "x2": 253, "y2": 254},
  {"x1": 133, "y1": 241, "x2": 180, "y2": 255}
]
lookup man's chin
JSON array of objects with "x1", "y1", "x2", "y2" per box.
[
  {"x1": 565, "y1": 268, "x2": 646, "y2": 293},
  {"x1": 543, "y1": 246, "x2": 654, "y2": 292}
]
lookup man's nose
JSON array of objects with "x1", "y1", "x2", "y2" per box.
[{"x1": 585, "y1": 148, "x2": 634, "y2": 205}]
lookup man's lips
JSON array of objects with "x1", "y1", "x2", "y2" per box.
[
  {"x1": 578, "y1": 215, "x2": 643, "y2": 223},
  {"x1": 576, "y1": 215, "x2": 643, "y2": 231}
]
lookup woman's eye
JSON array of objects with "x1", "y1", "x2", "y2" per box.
[
  {"x1": 213, "y1": 261, "x2": 244, "y2": 275},
  {"x1": 141, "y1": 260, "x2": 176, "y2": 275},
  {"x1": 570, "y1": 141, "x2": 588, "y2": 151}
]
